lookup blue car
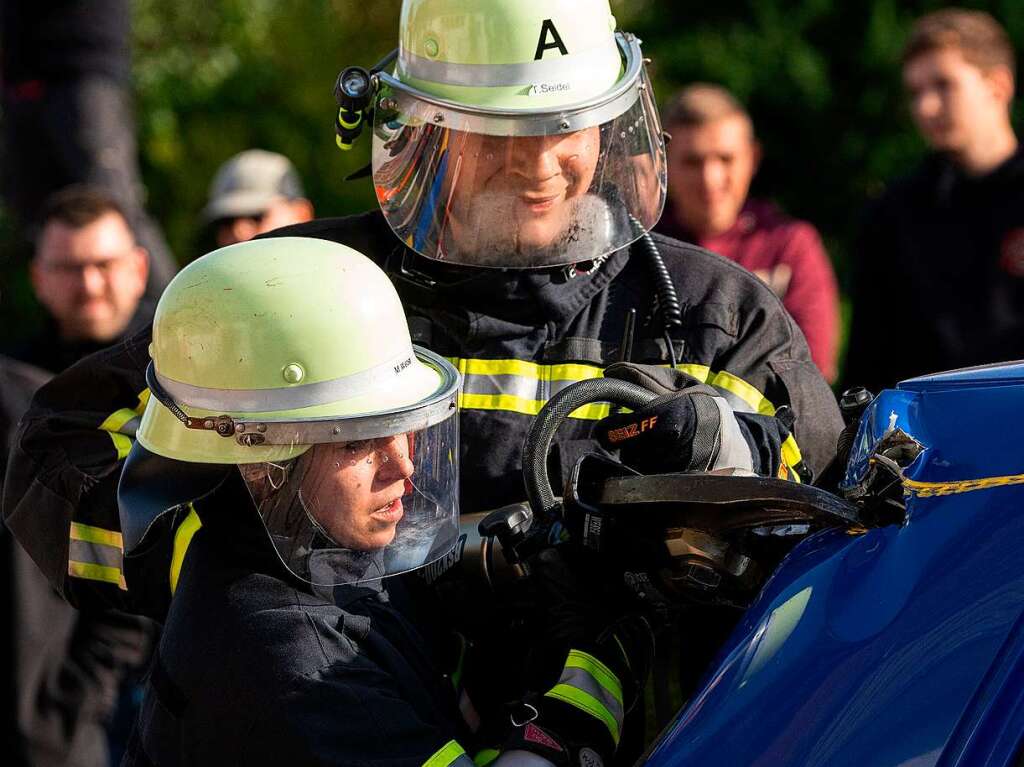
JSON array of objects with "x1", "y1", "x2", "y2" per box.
[{"x1": 643, "y1": 362, "x2": 1024, "y2": 766}]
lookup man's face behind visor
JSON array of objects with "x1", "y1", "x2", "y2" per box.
[
  {"x1": 371, "y1": 70, "x2": 666, "y2": 269},
  {"x1": 446, "y1": 128, "x2": 601, "y2": 264}
]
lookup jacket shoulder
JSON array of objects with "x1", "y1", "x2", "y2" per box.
[{"x1": 259, "y1": 210, "x2": 395, "y2": 265}]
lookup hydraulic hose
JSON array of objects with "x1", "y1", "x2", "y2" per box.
[{"x1": 523, "y1": 378, "x2": 657, "y2": 520}]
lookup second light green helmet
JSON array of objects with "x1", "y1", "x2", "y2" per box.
[{"x1": 365, "y1": 0, "x2": 667, "y2": 269}]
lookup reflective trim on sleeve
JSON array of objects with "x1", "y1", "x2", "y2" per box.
[
  {"x1": 544, "y1": 650, "x2": 624, "y2": 745},
  {"x1": 68, "y1": 561, "x2": 126, "y2": 590},
  {"x1": 423, "y1": 740, "x2": 475, "y2": 767},
  {"x1": 473, "y1": 748, "x2": 500, "y2": 766},
  {"x1": 98, "y1": 388, "x2": 150, "y2": 460},
  {"x1": 68, "y1": 522, "x2": 126, "y2": 590},
  {"x1": 169, "y1": 507, "x2": 202, "y2": 595},
  {"x1": 448, "y1": 357, "x2": 806, "y2": 479}
]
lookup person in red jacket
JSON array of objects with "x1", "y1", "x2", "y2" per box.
[{"x1": 656, "y1": 84, "x2": 840, "y2": 383}]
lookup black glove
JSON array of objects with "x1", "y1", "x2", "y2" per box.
[{"x1": 596, "y1": 362, "x2": 724, "y2": 474}]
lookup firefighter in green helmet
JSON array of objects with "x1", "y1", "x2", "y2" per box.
[{"x1": 118, "y1": 236, "x2": 651, "y2": 766}]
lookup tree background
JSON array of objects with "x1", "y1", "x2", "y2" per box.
[{"x1": 5, "y1": 0, "x2": 1024, "y2": 373}]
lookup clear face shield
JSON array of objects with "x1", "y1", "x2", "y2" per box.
[
  {"x1": 138, "y1": 345, "x2": 461, "y2": 589},
  {"x1": 240, "y1": 415, "x2": 458, "y2": 587},
  {"x1": 370, "y1": 34, "x2": 667, "y2": 268}
]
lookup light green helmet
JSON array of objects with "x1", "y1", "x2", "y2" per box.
[
  {"x1": 398, "y1": 0, "x2": 622, "y2": 110},
  {"x1": 360, "y1": 0, "x2": 667, "y2": 269},
  {"x1": 138, "y1": 237, "x2": 459, "y2": 464},
  {"x1": 127, "y1": 237, "x2": 462, "y2": 587}
]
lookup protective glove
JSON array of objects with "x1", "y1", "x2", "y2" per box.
[
  {"x1": 596, "y1": 362, "x2": 804, "y2": 480},
  {"x1": 595, "y1": 362, "x2": 726, "y2": 474}
]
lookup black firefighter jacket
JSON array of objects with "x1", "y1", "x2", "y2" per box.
[
  {"x1": 122, "y1": 503, "x2": 469, "y2": 767},
  {"x1": 3, "y1": 209, "x2": 843, "y2": 620}
]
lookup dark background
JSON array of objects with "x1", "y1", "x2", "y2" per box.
[{"x1": 4, "y1": 0, "x2": 1024, "y2": 373}]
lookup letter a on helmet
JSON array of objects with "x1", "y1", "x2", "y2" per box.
[{"x1": 366, "y1": 0, "x2": 667, "y2": 268}]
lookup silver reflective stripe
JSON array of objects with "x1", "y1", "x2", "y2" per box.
[
  {"x1": 119, "y1": 416, "x2": 141, "y2": 438},
  {"x1": 157, "y1": 348, "x2": 416, "y2": 413},
  {"x1": 710, "y1": 396, "x2": 755, "y2": 472},
  {"x1": 69, "y1": 538, "x2": 123, "y2": 570},
  {"x1": 558, "y1": 666, "x2": 625, "y2": 729},
  {"x1": 460, "y1": 372, "x2": 584, "y2": 401},
  {"x1": 399, "y1": 42, "x2": 617, "y2": 89}
]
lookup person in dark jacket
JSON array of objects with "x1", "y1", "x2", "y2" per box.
[
  {"x1": 845, "y1": 9, "x2": 1024, "y2": 393},
  {"x1": 115, "y1": 236, "x2": 651, "y2": 766}
]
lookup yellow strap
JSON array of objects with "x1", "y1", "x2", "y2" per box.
[
  {"x1": 545, "y1": 684, "x2": 621, "y2": 745},
  {"x1": 68, "y1": 560, "x2": 126, "y2": 590},
  {"x1": 423, "y1": 740, "x2": 468, "y2": 767},
  {"x1": 565, "y1": 649, "x2": 623, "y2": 707},
  {"x1": 69, "y1": 521, "x2": 123, "y2": 549},
  {"x1": 169, "y1": 507, "x2": 202, "y2": 594},
  {"x1": 903, "y1": 472, "x2": 1024, "y2": 498}
]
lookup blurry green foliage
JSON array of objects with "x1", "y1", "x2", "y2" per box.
[
  {"x1": 131, "y1": 0, "x2": 1024, "y2": 280},
  {"x1": 6, "y1": 1, "x2": 1023, "y2": 346}
]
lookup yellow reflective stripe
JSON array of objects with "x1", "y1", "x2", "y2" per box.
[
  {"x1": 473, "y1": 749, "x2": 500, "y2": 766},
  {"x1": 565, "y1": 650, "x2": 623, "y2": 707},
  {"x1": 70, "y1": 521, "x2": 123, "y2": 549},
  {"x1": 781, "y1": 435, "x2": 803, "y2": 482},
  {"x1": 99, "y1": 407, "x2": 137, "y2": 433},
  {"x1": 98, "y1": 388, "x2": 150, "y2": 460},
  {"x1": 452, "y1": 357, "x2": 604, "y2": 382},
  {"x1": 106, "y1": 433, "x2": 132, "y2": 460},
  {"x1": 68, "y1": 560, "x2": 126, "y2": 590},
  {"x1": 458, "y1": 392, "x2": 612, "y2": 421},
  {"x1": 423, "y1": 740, "x2": 469, "y2": 767},
  {"x1": 169, "y1": 507, "x2": 202, "y2": 594},
  {"x1": 675, "y1": 362, "x2": 712, "y2": 381},
  {"x1": 545, "y1": 684, "x2": 621, "y2": 745}
]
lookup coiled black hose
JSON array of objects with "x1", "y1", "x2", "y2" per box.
[
  {"x1": 630, "y1": 217, "x2": 683, "y2": 366},
  {"x1": 523, "y1": 378, "x2": 657, "y2": 520}
]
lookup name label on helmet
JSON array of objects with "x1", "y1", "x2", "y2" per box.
[
  {"x1": 535, "y1": 19, "x2": 569, "y2": 60},
  {"x1": 394, "y1": 356, "x2": 413, "y2": 375}
]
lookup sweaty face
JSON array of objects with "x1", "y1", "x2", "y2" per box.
[
  {"x1": 904, "y1": 48, "x2": 1011, "y2": 154},
  {"x1": 446, "y1": 128, "x2": 602, "y2": 262},
  {"x1": 667, "y1": 115, "x2": 759, "y2": 239},
  {"x1": 299, "y1": 435, "x2": 415, "y2": 551},
  {"x1": 31, "y1": 213, "x2": 148, "y2": 343}
]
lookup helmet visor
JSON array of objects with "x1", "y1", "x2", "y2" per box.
[
  {"x1": 371, "y1": 69, "x2": 666, "y2": 268},
  {"x1": 240, "y1": 415, "x2": 458, "y2": 586}
]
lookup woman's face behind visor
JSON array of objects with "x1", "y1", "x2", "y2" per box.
[{"x1": 299, "y1": 436, "x2": 415, "y2": 551}]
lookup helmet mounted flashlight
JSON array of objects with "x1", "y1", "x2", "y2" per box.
[{"x1": 333, "y1": 65, "x2": 373, "y2": 151}]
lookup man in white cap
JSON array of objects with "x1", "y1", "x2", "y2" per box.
[{"x1": 202, "y1": 149, "x2": 314, "y2": 247}]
